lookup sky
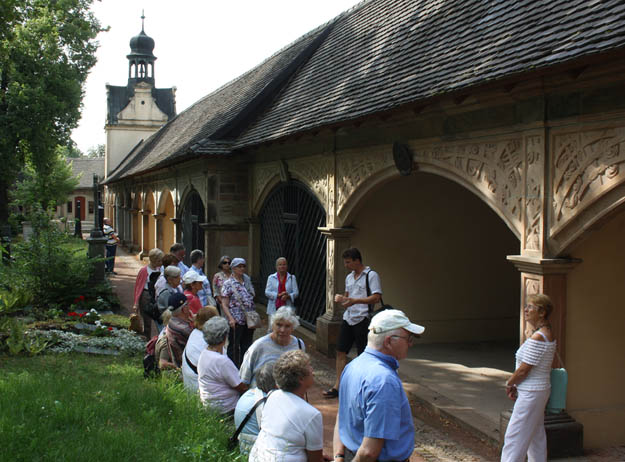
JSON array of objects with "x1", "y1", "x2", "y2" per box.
[{"x1": 71, "y1": 0, "x2": 361, "y2": 153}]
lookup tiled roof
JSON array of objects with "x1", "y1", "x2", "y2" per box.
[
  {"x1": 68, "y1": 158, "x2": 105, "y2": 188},
  {"x1": 105, "y1": 24, "x2": 329, "y2": 182},
  {"x1": 234, "y1": 0, "x2": 625, "y2": 147},
  {"x1": 106, "y1": 85, "x2": 176, "y2": 125},
  {"x1": 107, "y1": 0, "x2": 625, "y2": 182}
]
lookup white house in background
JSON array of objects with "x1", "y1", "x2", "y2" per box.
[{"x1": 56, "y1": 158, "x2": 104, "y2": 231}]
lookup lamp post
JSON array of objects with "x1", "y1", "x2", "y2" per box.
[{"x1": 86, "y1": 173, "x2": 107, "y2": 282}]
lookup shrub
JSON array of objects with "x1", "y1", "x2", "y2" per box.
[{"x1": 0, "y1": 210, "x2": 93, "y2": 309}]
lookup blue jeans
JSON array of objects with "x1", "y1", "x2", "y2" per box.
[{"x1": 105, "y1": 244, "x2": 117, "y2": 272}]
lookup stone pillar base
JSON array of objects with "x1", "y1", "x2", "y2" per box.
[
  {"x1": 500, "y1": 410, "x2": 584, "y2": 458},
  {"x1": 316, "y1": 315, "x2": 342, "y2": 358},
  {"x1": 87, "y1": 236, "x2": 107, "y2": 283}
]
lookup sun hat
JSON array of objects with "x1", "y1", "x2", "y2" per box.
[
  {"x1": 168, "y1": 292, "x2": 188, "y2": 311},
  {"x1": 231, "y1": 257, "x2": 246, "y2": 268},
  {"x1": 369, "y1": 309, "x2": 425, "y2": 335},
  {"x1": 182, "y1": 271, "x2": 204, "y2": 285}
]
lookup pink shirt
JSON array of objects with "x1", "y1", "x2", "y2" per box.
[{"x1": 184, "y1": 290, "x2": 203, "y2": 315}]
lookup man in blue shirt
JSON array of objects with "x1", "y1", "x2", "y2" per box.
[
  {"x1": 334, "y1": 309, "x2": 425, "y2": 462},
  {"x1": 170, "y1": 242, "x2": 189, "y2": 276},
  {"x1": 186, "y1": 249, "x2": 215, "y2": 307}
]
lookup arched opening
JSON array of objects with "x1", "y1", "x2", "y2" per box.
[
  {"x1": 563, "y1": 207, "x2": 625, "y2": 448},
  {"x1": 157, "y1": 191, "x2": 175, "y2": 253},
  {"x1": 133, "y1": 194, "x2": 142, "y2": 248},
  {"x1": 180, "y1": 190, "x2": 205, "y2": 265},
  {"x1": 259, "y1": 181, "x2": 327, "y2": 330},
  {"x1": 144, "y1": 192, "x2": 155, "y2": 254},
  {"x1": 348, "y1": 172, "x2": 520, "y2": 352}
]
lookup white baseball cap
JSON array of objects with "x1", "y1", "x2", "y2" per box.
[
  {"x1": 369, "y1": 309, "x2": 425, "y2": 335},
  {"x1": 182, "y1": 271, "x2": 204, "y2": 285}
]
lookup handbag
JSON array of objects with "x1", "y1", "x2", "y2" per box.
[
  {"x1": 129, "y1": 313, "x2": 143, "y2": 333},
  {"x1": 546, "y1": 349, "x2": 568, "y2": 414},
  {"x1": 245, "y1": 310, "x2": 262, "y2": 329}
]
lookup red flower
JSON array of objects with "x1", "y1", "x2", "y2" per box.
[
  {"x1": 78, "y1": 313, "x2": 86, "y2": 318},
  {"x1": 79, "y1": 296, "x2": 85, "y2": 301},
  {"x1": 107, "y1": 327, "x2": 113, "y2": 331},
  {"x1": 68, "y1": 312, "x2": 78, "y2": 317}
]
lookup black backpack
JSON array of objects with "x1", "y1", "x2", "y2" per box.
[
  {"x1": 143, "y1": 335, "x2": 161, "y2": 378},
  {"x1": 145, "y1": 272, "x2": 162, "y2": 322}
]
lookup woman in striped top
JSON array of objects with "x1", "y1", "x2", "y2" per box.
[{"x1": 501, "y1": 294, "x2": 557, "y2": 462}]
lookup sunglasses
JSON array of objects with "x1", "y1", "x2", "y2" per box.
[{"x1": 222, "y1": 261, "x2": 231, "y2": 265}]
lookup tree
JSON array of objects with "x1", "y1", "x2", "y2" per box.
[
  {"x1": 0, "y1": 0, "x2": 101, "y2": 224},
  {"x1": 58, "y1": 142, "x2": 84, "y2": 159},
  {"x1": 86, "y1": 144, "x2": 105, "y2": 158}
]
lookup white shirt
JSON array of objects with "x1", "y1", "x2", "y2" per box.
[
  {"x1": 249, "y1": 390, "x2": 323, "y2": 462},
  {"x1": 144, "y1": 265, "x2": 161, "y2": 290},
  {"x1": 343, "y1": 266, "x2": 382, "y2": 325},
  {"x1": 181, "y1": 329, "x2": 207, "y2": 392},
  {"x1": 197, "y1": 349, "x2": 242, "y2": 413}
]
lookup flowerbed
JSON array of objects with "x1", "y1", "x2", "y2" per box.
[{"x1": 31, "y1": 328, "x2": 145, "y2": 355}]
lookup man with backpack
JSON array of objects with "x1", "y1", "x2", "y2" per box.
[{"x1": 323, "y1": 247, "x2": 382, "y2": 399}]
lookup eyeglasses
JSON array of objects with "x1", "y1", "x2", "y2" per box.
[
  {"x1": 525, "y1": 304, "x2": 539, "y2": 310},
  {"x1": 222, "y1": 261, "x2": 231, "y2": 265},
  {"x1": 390, "y1": 334, "x2": 416, "y2": 346}
]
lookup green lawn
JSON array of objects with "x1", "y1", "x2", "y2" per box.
[{"x1": 0, "y1": 354, "x2": 244, "y2": 461}]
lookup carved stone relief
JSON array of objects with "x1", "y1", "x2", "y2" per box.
[
  {"x1": 524, "y1": 136, "x2": 544, "y2": 251},
  {"x1": 336, "y1": 147, "x2": 394, "y2": 214},
  {"x1": 413, "y1": 138, "x2": 524, "y2": 235},
  {"x1": 552, "y1": 127, "x2": 625, "y2": 234},
  {"x1": 288, "y1": 156, "x2": 331, "y2": 207},
  {"x1": 326, "y1": 239, "x2": 336, "y2": 315},
  {"x1": 252, "y1": 162, "x2": 280, "y2": 209}
]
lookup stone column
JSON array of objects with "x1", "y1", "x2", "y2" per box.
[
  {"x1": 507, "y1": 256, "x2": 581, "y2": 364},
  {"x1": 153, "y1": 213, "x2": 165, "y2": 250},
  {"x1": 247, "y1": 217, "x2": 261, "y2": 284},
  {"x1": 139, "y1": 209, "x2": 150, "y2": 258},
  {"x1": 316, "y1": 227, "x2": 355, "y2": 357}
]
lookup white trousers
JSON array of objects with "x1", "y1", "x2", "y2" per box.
[{"x1": 501, "y1": 388, "x2": 550, "y2": 462}]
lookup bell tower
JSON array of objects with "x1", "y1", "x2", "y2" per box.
[{"x1": 104, "y1": 12, "x2": 176, "y2": 178}]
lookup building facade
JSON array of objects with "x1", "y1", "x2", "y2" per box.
[{"x1": 104, "y1": 0, "x2": 625, "y2": 447}]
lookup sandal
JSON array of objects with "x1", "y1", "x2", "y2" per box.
[{"x1": 322, "y1": 387, "x2": 339, "y2": 399}]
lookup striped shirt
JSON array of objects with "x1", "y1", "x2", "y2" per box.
[{"x1": 515, "y1": 337, "x2": 556, "y2": 391}]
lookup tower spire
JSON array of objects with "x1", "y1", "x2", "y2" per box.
[{"x1": 141, "y1": 10, "x2": 145, "y2": 32}]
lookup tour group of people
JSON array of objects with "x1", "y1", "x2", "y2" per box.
[{"x1": 132, "y1": 243, "x2": 558, "y2": 462}]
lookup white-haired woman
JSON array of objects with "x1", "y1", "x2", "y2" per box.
[
  {"x1": 249, "y1": 350, "x2": 328, "y2": 462},
  {"x1": 240, "y1": 307, "x2": 304, "y2": 387},
  {"x1": 501, "y1": 294, "x2": 557, "y2": 462},
  {"x1": 234, "y1": 362, "x2": 278, "y2": 455},
  {"x1": 198, "y1": 317, "x2": 248, "y2": 414},
  {"x1": 182, "y1": 306, "x2": 219, "y2": 392},
  {"x1": 156, "y1": 265, "x2": 183, "y2": 321},
  {"x1": 132, "y1": 248, "x2": 164, "y2": 339},
  {"x1": 265, "y1": 257, "x2": 299, "y2": 321}
]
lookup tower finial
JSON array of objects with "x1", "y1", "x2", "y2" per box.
[{"x1": 141, "y1": 10, "x2": 145, "y2": 32}]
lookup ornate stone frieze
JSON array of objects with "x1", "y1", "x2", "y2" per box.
[
  {"x1": 252, "y1": 162, "x2": 280, "y2": 207},
  {"x1": 288, "y1": 156, "x2": 331, "y2": 207},
  {"x1": 552, "y1": 127, "x2": 625, "y2": 234},
  {"x1": 336, "y1": 147, "x2": 394, "y2": 214},
  {"x1": 413, "y1": 138, "x2": 524, "y2": 235},
  {"x1": 524, "y1": 135, "x2": 544, "y2": 251}
]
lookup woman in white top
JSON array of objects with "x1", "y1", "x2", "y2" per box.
[
  {"x1": 249, "y1": 350, "x2": 329, "y2": 462},
  {"x1": 197, "y1": 317, "x2": 248, "y2": 414},
  {"x1": 501, "y1": 293, "x2": 557, "y2": 462},
  {"x1": 181, "y1": 306, "x2": 219, "y2": 392}
]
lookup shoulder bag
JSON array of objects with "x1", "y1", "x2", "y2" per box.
[
  {"x1": 546, "y1": 348, "x2": 568, "y2": 414},
  {"x1": 228, "y1": 394, "x2": 268, "y2": 450},
  {"x1": 365, "y1": 270, "x2": 393, "y2": 315}
]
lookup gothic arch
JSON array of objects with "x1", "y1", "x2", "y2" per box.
[{"x1": 339, "y1": 163, "x2": 522, "y2": 240}]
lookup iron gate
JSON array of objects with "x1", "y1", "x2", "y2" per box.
[
  {"x1": 181, "y1": 191, "x2": 205, "y2": 266},
  {"x1": 259, "y1": 181, "x2": 326, "y2": 330}
]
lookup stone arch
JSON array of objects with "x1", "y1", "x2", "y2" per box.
[
  {"x1": 345, "y1": 171, "x2": 521, "y2": 345},
  {"x1": 253, "y1": 173, "x2": 282, "y2": 217},
  {"x1": 156, "y1": 189, "x2": 176, "y2": 252},
  {"x1": 339, "y1": 163, "x2": 522, "y2": 240},
  {"x1": 551, "y1": 182, "x2": 625, "y2": 256},
  {"x1": 179, "y1": 188, "x2": 206, "y2": 262}
]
